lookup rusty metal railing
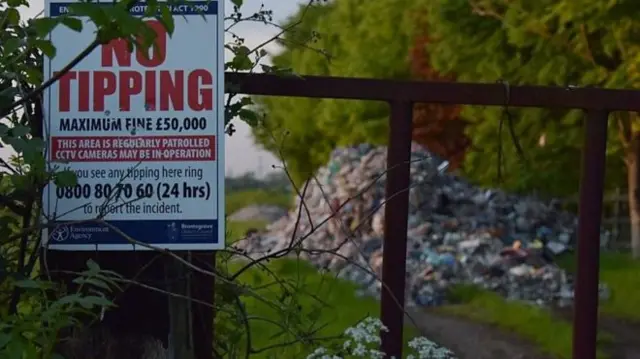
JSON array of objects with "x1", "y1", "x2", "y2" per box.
[{"x1": 227, "y1": 72, "x2": 633, "y2": 359}]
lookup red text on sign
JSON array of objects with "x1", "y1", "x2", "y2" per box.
[
  {"x1": 50, "y1": 135, "x2": 216, "y2": 162},
  {"x1": 55, "y1": 20, "x2": 214, "y2": 113}
]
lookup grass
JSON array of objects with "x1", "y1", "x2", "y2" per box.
[
  {"x1": 438, "y1": 285, "x2": 611, "y2": 359},
  {"x1": 226, "y1": 219, "x2": 268, "y2": 243},
  {"x1": 556, "y1": 251, "x2": 640, "y2": 321},
  {"x1": 222, "y1": 188, "x2": 637, "y2": 358},
  {"x1": 225, "y1": 189, "x2": 292, "y2": 215},
  {"x1": 223, "y1": 250, "x2": 640, "y2": 359},
  {"x1": 221, "y1": 257, "x2": 418, "y2": 359},
  {"x1": 223, "y1": 184, "x2": 419, "y2": 359},
  {"x1": 221, "y1": 185, "x2": 409, "y2": 357},
  {"x1": 436, "y1": 250, "x2": 640, "y2": 359}
]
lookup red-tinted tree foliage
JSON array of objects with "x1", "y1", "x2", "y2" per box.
[{"x1": 409, "y1": 33, "x2": 470, "y2": 170}]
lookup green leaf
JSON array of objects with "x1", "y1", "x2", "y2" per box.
[
  {"x1": 32, "y1": 17, "x2": 59, "y2": 37},
  {"x1": 0, "y1": 333, "x2": 10, "y2": 349},
  {"x1": 3, "y1": 38, "x2": 22, "y2": 54},
  {"x1": 137, "y1": 22, "x2": 159, "y2": 51},
  {"x1": 238, "y1": 109, "x2": 260, "y2": 127},
  {"x1": 13, "y1": 279, "x2": 45, "y2": 289},
  {"x1": 56, "y1": 293, "x2": 83, "y2": 305},
  {"x1": 10, "y1": 125, "x2": 30, "y2": 137},
  {"x1": 5, "y1": 8, "x2": 20, "y2": 25},
  {"x1": 231, "y1": 53, "x2": 253, "y2": 71},
  {"x1": 69, "y1": 2, "x2": 109, "y2": 27},
  {"x1": 54, "y1": 169, "x2": 78, "y2": 187},
  {"x1": 158, "y1": 5, "x2": 175, "y2": 35},
  {"x1": 235, "y1": 45, "x2": 251, "y2": 56},
  {"x1": 73, "y1": 277, "x2": 112, "y2": 291},
  {"x1": 61, "y1": 16, "x2": 83, "y2": 32},
  {"x1": 21, "y1": 138, "x2": 45, "y2": 165},
  {"x1": 145, "y1": 0, "x2": 158, "y2": 16},
  {"x1": 6, "y1": 0, "x2": 24, "y2": 7},
  {"x1": 231, "y1": 0, "x2": 243, "y2": 7},
  {"x1": 33, "y1": 39, "x2": 56, "y2": 58},
  {"x1": 0, "y1": 87, "x2": 19, "y2": 102},
  {"x1": 86, "y1": 258, "x2": 100, "y2": 272},
  {"x1": 77, "y1": 295, "x2": 114, "y2": 309},
  {"x1": 23, "y1": 67, "x2": 43, "y2": 85},
  {"x1": 104, "y1": 6, "x2": 146, "y2": 39},
  {"x1": 4, "y1": 137, "x2": 27, "y2": 153},
  {"x1": 27, "y1": 137, "x2": 44, "y2": 150}
]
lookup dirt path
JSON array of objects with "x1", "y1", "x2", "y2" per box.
[
  {"x1": 402, "y1": 305, "x2": 640, "y2": 359},
  {"x1": 553, "y1": 307, "x2": 640, "y2": 359},
  {"x1": 406, "y1": 309, "x2": 552, "y2": 359},
  {"x1": 599, "y1": 316, "x2": 640, "y2": 359}
]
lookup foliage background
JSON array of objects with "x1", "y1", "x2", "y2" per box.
[{"x1": 252, "y1": 0, "x2": 628, "y2": 197}]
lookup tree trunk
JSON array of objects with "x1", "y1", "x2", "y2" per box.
[{"x1": 627, "y1": 134, "x2": 640, "y2": 258}]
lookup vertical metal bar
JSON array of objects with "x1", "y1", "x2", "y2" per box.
[
  {"x1": 380, "y1": 101, "x2": 413, "y2": 358},
  {"x1": 572, "y1": 109, "x2": 609, "y2": 359}
]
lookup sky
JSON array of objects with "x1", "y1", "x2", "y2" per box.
[{"x1": 16, "y1": 0, "x2": 303, "y2": 177}]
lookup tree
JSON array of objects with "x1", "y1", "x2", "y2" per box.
[
  {"x1": 252, "y1": 0, "x2": 596, "y2": 194},
  {"x1": 253, "y1": 0, "x2": 452, "y2": 183},
  {"x1": 422, "y1": 0, "x2": 634, "y2": 250},
  {"x1": 409, "y1": 17, "x2": 468, "y2": 170}
]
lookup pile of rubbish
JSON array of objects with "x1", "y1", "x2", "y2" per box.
[{"x1": 235, "y1": 143, "x2": 609, "y2": 307}]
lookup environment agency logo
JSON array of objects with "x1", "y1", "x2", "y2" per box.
[{"x1": 50, "y1": 225, "x2": 70, "y2": 242}]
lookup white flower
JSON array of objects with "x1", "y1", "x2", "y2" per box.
[
  {"x1": 352, "y1": 343, "x2": 367, "y2": 357},
  {"x1": 307, "y1": 347, "x2": 326, "y2": 359},
  {"x1": 343, "y1": 340, "x2": 352, "y2": 350},
  {"x1": 310, "y1": 317, "x2": 456, "y2": 359},
  {"x1": 367, "y1": 348, "x2": 386, "y2": 359},
  {"x1": 307, "y1": 347, "x2": 340, "y2": 359},
  {"x1": 408, "y1": 337, "x2": 455, "y2": 359}
]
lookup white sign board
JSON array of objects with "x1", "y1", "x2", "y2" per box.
[{"x1": 43, "y1": 0, "x2": 225, "y2": 250}]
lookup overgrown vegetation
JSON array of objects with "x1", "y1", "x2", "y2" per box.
[
  {"x1": 5, "y1": 0, "x2": 640, "y2": 358},
  {"x1": 221, "y1": 257, "x2": 418, "y2": 359},
  {"x1": 251, "y1": 0, "x2": 640, "y2": 254},
  {"x1": 0, "y1": 0, "x2": 393, "y2": 357}
]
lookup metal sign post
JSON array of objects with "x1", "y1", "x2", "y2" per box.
[{"x1": 43, "y1": 1, "x2": 224, "y2": 357}]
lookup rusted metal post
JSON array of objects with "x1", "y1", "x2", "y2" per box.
[
  {"x1": 380, "y1": 101, "x2": 414, "y2": 357},
  {"x1": 572, "y1": 109, "x2": 609, "y2": 359},
  {"x1": 227, "y1": 73, "x2": 639, "y2": 358}
]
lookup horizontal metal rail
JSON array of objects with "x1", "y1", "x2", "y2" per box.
[{"x1": 226, "y1": 72, "x2": 640, "y2": 110}]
